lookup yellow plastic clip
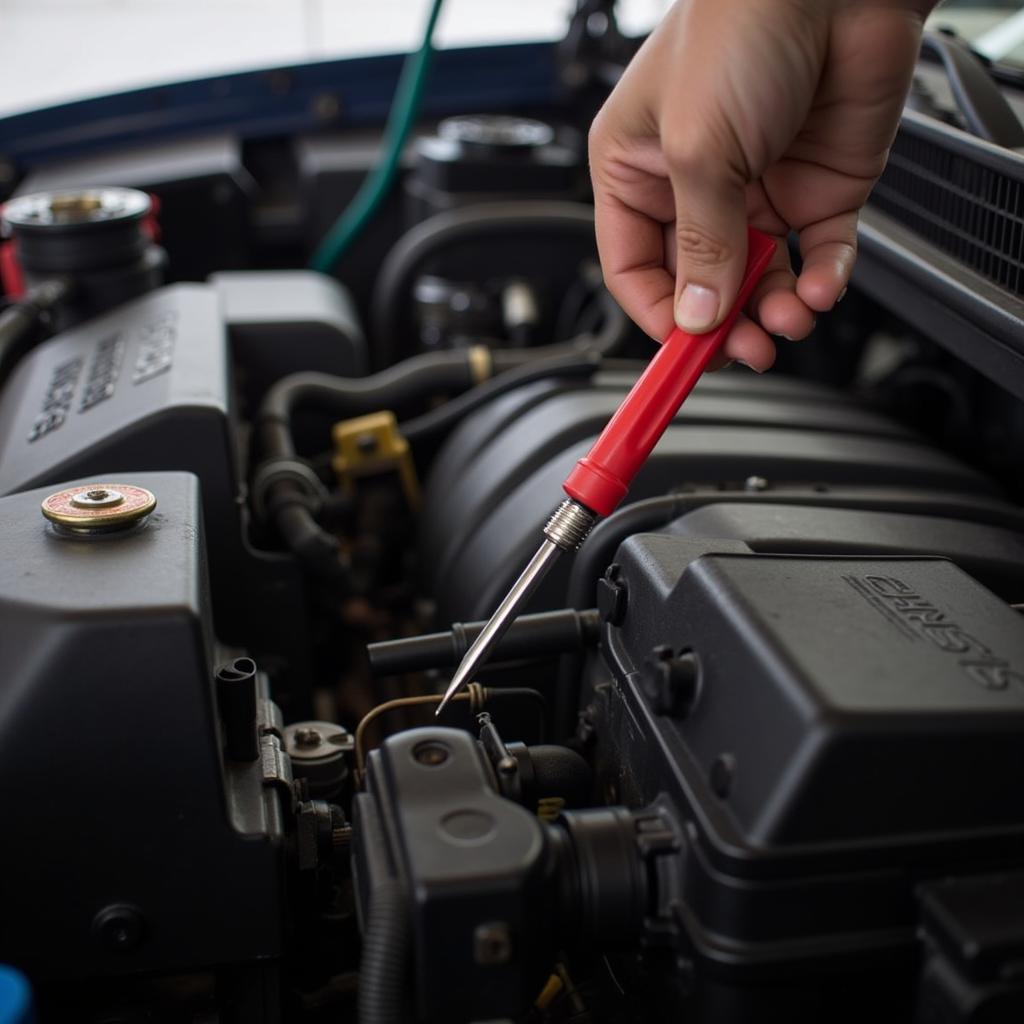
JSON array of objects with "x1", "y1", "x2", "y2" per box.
[
  {"x1": 331, "y1": 411, "x2": 421, "y2": 509},
  {"x1": 534, "y1": 973, "x2": 563, "y2": 1010},
  {"x1": 537, "y1": 796, "x2": 566, "y2": 822}
]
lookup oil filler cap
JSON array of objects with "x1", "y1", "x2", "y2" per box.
[{"x1": 41, "y1": 483, "x2": 156, "y2": 535}]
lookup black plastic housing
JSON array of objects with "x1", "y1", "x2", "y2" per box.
[
  {"x1": 582, "y1": 524, "x2": 1024, "y2": 1022},
  {"x1": 0, "y1": 284, "x2": 315, "y2": 703},
  {"x1": 0, "y1": 473, "x2": 286, "y2": 980},
  {"x1": 421, "y1": 367, "x2": 1008, "y2": 623},
  {"x1": 353, "y1": 727, "x2": 561, "y2": 1023}
]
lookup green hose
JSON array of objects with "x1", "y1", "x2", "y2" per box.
[{"x1": 309, "y1": 0, "x2": 446, "y2": 273}]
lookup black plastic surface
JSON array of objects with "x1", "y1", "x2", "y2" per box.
[
  {"x1": 579, "y1": 517, "x2": 1024, "y2": 1020},
  {"x1": 210, "y1": 270, "x2": 367, "y2": 404},
  {"x1": 353, "y1": 727, "x2": 557, "y2": 1023},
  {"x1": 423, "y1": 370, "x2": 999, "y2": 622},
  {"x1": 0, "y1": 473, "x2": 285, "y2": 979},
  {"x1": 611, "y1": 548, "x2": 1024, "y2": 843},
  {"x1": 917, "y1": 872, "x2": 1024, "y2": 1022},
  {"x1": 0, "y1": 284, "x2": 315, "y2": 700}
]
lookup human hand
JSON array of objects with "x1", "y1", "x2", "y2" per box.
[{"x1": 589, "y1": 0, "x2": 936, "y2": 369}]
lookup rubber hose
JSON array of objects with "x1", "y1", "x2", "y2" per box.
[
  {"x1": 357, "y1": 879, "x2": 411, "y2": 1024},
  {"x1": 274, "y1": 501, "x2": 346, "y2": 581},
  {"x1": 489, "y1": 284, "x2": 630, "y2": 365},
  {"x1": 371, "y1": 201, "x2": 605, "y2": 366},
  {"x1": 401, "y1": 350, "x2": 601, "y2": 444},
  {"x1": 255, "y1": 350, "x2": 482, "y2": 575},
  {"x1": 0, "y1": 277, "x2": 72, "y2": 382},
  {"x1": 308, "y1": 0, "x2": 446, "y2": 272},
  {"x1": 258, "y1": 348, "x2": 479, "y2": 457}
]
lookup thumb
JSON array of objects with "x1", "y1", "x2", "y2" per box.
[{"x1": 667, "y1": 154, "x2": 749, "y2": 334}]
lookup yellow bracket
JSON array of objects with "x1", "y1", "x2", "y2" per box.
[
  {"x1": 331, "y1": 411, "x2": 421, "y2": 509},
  {"x1": 537, "y1": 796, "x2": 566, "y2": 822}
]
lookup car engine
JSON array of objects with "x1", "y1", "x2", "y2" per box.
[{"x1": 1, "y1": 14, "x2": 1024, "y2": 1024}]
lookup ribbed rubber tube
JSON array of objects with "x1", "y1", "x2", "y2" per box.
[{"x1": 357, "y1": 880, "x2": 411, "y2": 1024}]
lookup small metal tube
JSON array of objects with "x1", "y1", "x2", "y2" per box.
[{"x1": 435, "y1": 500, "x2": 597, "y2": 715}]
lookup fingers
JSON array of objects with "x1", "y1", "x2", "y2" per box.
[
  {"x1": 713, "y1": 314, "x2": 777, "y2": 372},
  {"x1": 666, "y1": 147, "x2": 750, "y2": 335},
  {"x1": 795, "y1": 211, "x2": 858, "y2": 311},
  {"x1": 591, "y1": 167, "x2": 677, "y2": 342},
  {"x1": 749, "y1": 242, "x2": 816, "y2": 341}
]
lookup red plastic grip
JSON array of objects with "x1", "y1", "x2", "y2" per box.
[{"x1": 563, "y1": 226, "x2": 776, "y2": 517}]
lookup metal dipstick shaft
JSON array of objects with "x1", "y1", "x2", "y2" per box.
[
  {"x1": 435, "y1": 499, "x2": 596, "y2": 714},
  {"x1": 435, "y1": 230, "x2": 778, "y2": 716}
]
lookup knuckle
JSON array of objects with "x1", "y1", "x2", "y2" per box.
[
  {"x1": 661, "y1": 133, "x2": 713, "y2": 177},
  {"x1": 587, "y1": 110, "x2": 609, "y2": 153},
  {"x1": 673, "y1": 222, "x2": 732, "y2": 268},
  {"x1": 587, "y1": 112, "x2": 625, "y2": 175}
]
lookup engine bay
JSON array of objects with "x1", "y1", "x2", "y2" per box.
[{"x1": 2, "y1": 17, "x2": 1024, "y2": 1024}]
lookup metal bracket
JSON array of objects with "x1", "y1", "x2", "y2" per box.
[{"x1": 260, "y1": 732, "x2": 295, "y2": 811}]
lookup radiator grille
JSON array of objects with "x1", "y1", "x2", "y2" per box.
[{"x1": 870, "y1": 122, "x2": 1024, "y2": 296}]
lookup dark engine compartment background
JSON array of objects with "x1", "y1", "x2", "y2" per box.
[{"x1": 1, "y1": 16, "x2": 1024, "y2": 1024}]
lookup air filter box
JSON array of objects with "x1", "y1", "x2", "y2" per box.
[{"x1": 586, "y1": 535, "x2": 1024, "y2": 1022}]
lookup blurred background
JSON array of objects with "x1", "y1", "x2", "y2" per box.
[
  {"x1": 2, "y1": 0, "x2": 1022, "y2": 119},
  {"x1": 0, "y1": 0, "x2": 670, "y2": 117}
]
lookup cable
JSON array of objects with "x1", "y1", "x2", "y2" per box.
[
  {"x1": 354, "y1": 684, "x2": 546, "y2": 776},
  {"x1": 309, "y1": 0, "x2": 446, "y2": 273},
  {"x1": 355, "y1": 685, "x2": 486, "y2": 776}
]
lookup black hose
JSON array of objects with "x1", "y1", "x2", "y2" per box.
[
  {"x1": 357, "y1": 879, "x2": 411, "y2": 1024},
  {"x1": 258, "y1": 348, "x2": 480, "y2": 458},
  {"x1": 368, "y1": 609, "x2": 601, "y2": 676},
  {"x1": 255, "y1": 349, "x2": 482, "y2": 578},
  {"x1": 255, "y1": 289, "x2": 626, "y2": 578},
  {"x1": 371, "y1": 201, "x2": 610, "y2": 366},
  {"x1": 0, "y1": 277, "x2": 72, "y2": 382},
  {"x1": 398, "y1": 293, "x2": 630, "y2": 447},
  {"x1": 401, "y1": 351, "x2": 602, "y2": 444}
]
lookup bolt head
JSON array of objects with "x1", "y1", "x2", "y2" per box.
[
  {"x1": 72, "y1": 487, "x2": 124, "y2": 508},
  {"x1": 294, "y1": 727, "x2": 322, "y2": 749},
  {"x1": 413, "y1": 740, "x2": 450, "y2": 767},
  {"x1": 93, "y1": 904, "x2": 145, "y2": 953}
]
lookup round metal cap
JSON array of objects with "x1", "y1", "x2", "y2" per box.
[
  {"x1": 41, "y1": 483, "x2": 156, "y2": 533},
  {"x1": 3, "y1": 187, "x2": 150, "y2": 231}
]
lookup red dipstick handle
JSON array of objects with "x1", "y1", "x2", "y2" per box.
[{"x1": 562, "y1": 227, "x2": 776, "y2": 517}]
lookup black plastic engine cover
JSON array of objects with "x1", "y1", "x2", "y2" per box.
[
  {"x1": 0, "y1": 473, "x2": 285, "y2": 980},
  {"x1": 585, "y1": 531, "x2": 1024, "y2": 1021},
  {"x1": 0, "y1": 285, "x2": 315, "y2": 700},
  {"x1": 422, "y1": 369, "x2": 1001, "y2": 623},
  {"x1": 0, "y1": 284, "x2": 234, "y2": 502}
]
